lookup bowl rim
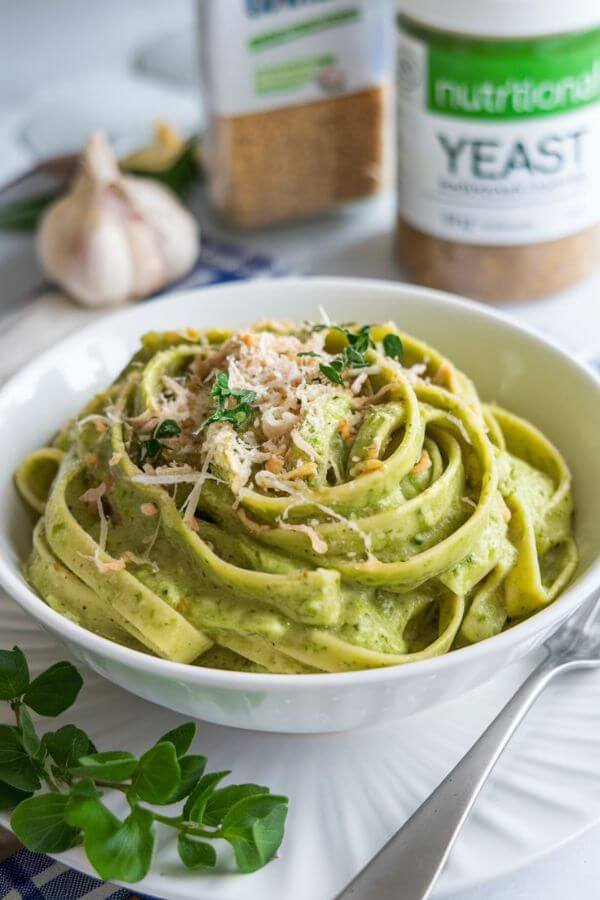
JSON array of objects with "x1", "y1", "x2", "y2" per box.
[{"x1": 1, "y1": 275, "x2": 600, "y2": 691}]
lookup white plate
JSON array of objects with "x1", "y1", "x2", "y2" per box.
[{"x1": 2, "y1": 588, "x2": 600, "y2": 899}]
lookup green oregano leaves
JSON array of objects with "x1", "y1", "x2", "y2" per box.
[
  {"x1": 0, "y1": 647, "x2": 29, "y2": 700},
  {"x1": 139, "y1": 418, "x2": 182, "y2": 466},
  {"x1": 382, "y1": 333, "x2": 404, "y2": 363},
  {"x1": 198, "y1": 372, "x2": 257, "y2": 432},
  {"x1": 0, "y1": 646, "x2": 288, "y2": 882},
  {"x1": 313, "y1": 323, "x2": 405, "y2": 385}
]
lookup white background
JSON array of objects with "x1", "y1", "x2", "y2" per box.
[{"x1": 0, "y1": 1, "x2": 600, "y2": 898}]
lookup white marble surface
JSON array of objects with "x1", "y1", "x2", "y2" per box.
[{"x1": 1, "y1": 1, "x2": 600, "y2": 897}]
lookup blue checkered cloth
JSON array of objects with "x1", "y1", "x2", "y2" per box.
[
  {"x1": 0, "y1": 233, "x2": 284, "y2": 900},
  {"x1": 164, "y1": 234, "x2": 290, "y2": 293},
  {"x1": 0, "y1": 850, "x2": 158, "y2": 900}
]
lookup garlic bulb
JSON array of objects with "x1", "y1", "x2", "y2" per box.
[{"x1": 37, "y1": 132, "x2": 199, "y2": 308}]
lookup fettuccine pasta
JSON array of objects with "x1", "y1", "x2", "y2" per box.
[{"x1": 15, "y1": 320, "x2": 578, "y2": 673}]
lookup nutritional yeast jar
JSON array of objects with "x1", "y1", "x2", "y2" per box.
[{"x1": 396, "y1": 0, "x2": 600, "y2": 301}]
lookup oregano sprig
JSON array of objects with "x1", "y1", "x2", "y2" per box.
[
  {"x1": 313, "y1": 323, "x2": 374, "y2": 385},
  {"x1": 196, "y1": 372, "x2": 257, "y2": 433},
  {"x1": 311, "y1": 322, "x2": 406, "y2": 384},
  {"x1": 0, "y1": 647, "x2": 288, "y2": 882}
]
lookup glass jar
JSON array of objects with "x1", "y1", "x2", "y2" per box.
[{"x1": 396, "y1": 0, "x2": 600, "y2": 301}]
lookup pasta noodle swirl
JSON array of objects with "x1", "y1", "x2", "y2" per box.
[{"x1": 16, "y1": 321, "x2": 577, "y2": 673}]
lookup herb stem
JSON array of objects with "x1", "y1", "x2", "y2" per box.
[
  {"x1": 152, "y1": 812, "x2": 186, "y2": 829},
  {"x1": 88, "y1": 779, "x2": 129, "y2": 792},
  {"x1": 11, "y1": 701, "x2": 21, "y2": 727},
  {"x1": 152, "y1": 811, "x2": 219, "y2": 839},
  {"x1": 43, "y1": 772, "x2": 62, "y2": 794}
]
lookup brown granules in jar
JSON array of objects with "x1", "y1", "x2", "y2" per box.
[
  {"x1": 208, "y1": 87, "x2": 390, "y2": 230},
  {"x1": 397, "y1": 220, "x2": 599, "y2": 303}
]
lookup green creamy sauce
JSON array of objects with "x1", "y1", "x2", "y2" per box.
[{"x1": 16, "y1": 325, "x2": 578, "y2": 672}]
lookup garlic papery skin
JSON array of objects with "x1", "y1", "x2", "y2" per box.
[{"x1": 36, "y1": 131, "x2": 200, "y2": 308}]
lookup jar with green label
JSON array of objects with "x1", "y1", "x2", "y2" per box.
[{"x1": 396, "y1": 1, "x2": 600, "y2": 301}]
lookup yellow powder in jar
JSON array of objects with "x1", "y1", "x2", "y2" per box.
[{"x1": 209, "y1": 87, "x2": 390, "y2": 230}]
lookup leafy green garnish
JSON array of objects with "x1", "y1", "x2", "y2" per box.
[
  {"x1": 154, "y1": 419, "x2": 183, "y2": 440},
  {"x1": 23, "y1": 661, "x2": 83, "y2": 716},
  {"x1": 43, "y1": 725, "x2": 95, "y2": 771},
  {"x1": 12, "y1": 793, "x2": 80, "y2": 852},
  {"x1": 0, "y1": 648, "x2": 29, "y2": 701},
  {"x1": 156, "y1": 722, "x2": 196, "y2": 757},
  {"x1": 339, "y1": 324, "x2": 373, "y2": 355},
  {"x1": 178, "y1": 833, "x2": 217, "y2": 870},
  {"x1": 220, "y1": 793, "x2": 289, "y2": 873},
  {"x1": 383, "y1": 333, "x2": 404, "y2": 364},
  {"x1": 139, "y1": 418, "x2": 182, "y2": 466},
  {"x1": 0, "y1": 646, "x2": 288, "y2": 882},
  {"x1": 73, "y1": 751, "x2": 138, "y2": 783},
  {"x1": 319, "y1": 361, "x2": 345, "y2": 386},
  {"x1": 132, "y1": 742, "x2": 180, "y2": 804},
  {"x1": 296, "y1": 351, "x2": 321, "y2": 358},
  {"x1": 197, "y1": 372, "x2": 257, "y2": 432},
  {"x1": 316, "y1": 323, "x2": 374, "y2": 384},
  {"x1": 0, "y1": 724, "x2": 41, "y2": 792}
]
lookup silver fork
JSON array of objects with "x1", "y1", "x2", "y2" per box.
[{"x1": 337, "y1": 594, "x2": 600, "y2": 900}]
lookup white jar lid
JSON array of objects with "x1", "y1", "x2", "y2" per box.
[{"x1": 397, "y1": 0, "x2": 599, "y2": 38}]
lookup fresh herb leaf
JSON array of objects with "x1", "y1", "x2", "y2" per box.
[
  {"x1": 204, "y1": 784, "x2": 269, "y2": 827},
  {"x1": 183, "y1": 770, "x2": 230, "y2": 823},
  {"x1": 19, "y1": 707, "x2": 41, "y2": 758},
  {"x1": 0, "y1": 780, "x2": 32, "y2": 810},
  {"x1": 383, "y1": 333, "x2": 404, "y2": 363},
  {"x1": 66, "y1": 787, "x2": 155, "y2": 883},
  {"x1": 169, "y1": 754, "x2": 208, "y2": 802},
  {"x1": 139, "y1": 437, "x2": 161, "y2": 466},
  {"x1": 198, "y1": 372, "x2": 257, "y2": 432},
  {"x1": 351, "y1": 327, "x2": 372, "y2": 354},
  {"x1": 212, "y1": 371, "x2": 230, "y2": 396},
  {"x1": 44, "y1": 725, "x2": 95, "y2": 771},
  {"x1": 92, "y1": 806, "x2": 156, "y2": 883},
  {"x1": 23, "y1": 661, "x2": 83, "y2": 716},
  {"x1": 315, "y1": 324, "x2": 374, "y2": 383},
  {"x1": 0, "y1": 725, "x2": 41, "y2": 791},
  {"x1": 342, "y1": 346, "x2": 369, "y2": 369},
  {"x1": 11, "y1": 793, "x2": 80, "y2": 852},
  {"x1": 131, "y1": 742, "x2": 181, "y2": 805},
  {"x1": 178, "y1": 834, "x2": 217, "y2": 870},
  {"x1": 139, "y1": 418, "x2": 182, "y2": 466},
  {"x1": 156, "y1": 722, "x2": 196, "y2": 757},
  {"x1": 154, "y1": 419, "x2": 182, "y2": 440},
  {"x1": 2, "y1": 646, "x2": 289, "y2": 882},
  {"x1": 297, "y1": 351, "x2": 320, "y2": 358},
  {"x1": 326, "y1": 323, "x2": 373, "y2": 352},
  {"x1": 0, "y1": 647, "x2": 29, "y2": 700},
  {"x1": 319, "y1": 363, "x2": 345, "y2": 386},
  {"x1": 73, "y1": 751, "x2": 138, "y2": 782},
  {"x1": 221, "y1": 794, "x2": 288, "y2": 874},
  {"x1": 235, "y1": 389, "x2": 258, "y2": 406}
]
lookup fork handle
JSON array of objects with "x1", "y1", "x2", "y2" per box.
[{"x1": 336, "y1": 657, "x2": 561, "y2": 900}]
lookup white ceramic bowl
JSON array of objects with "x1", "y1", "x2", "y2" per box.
[{"x1": 1, "y1": 278, "x2": 600, "y2": 734}]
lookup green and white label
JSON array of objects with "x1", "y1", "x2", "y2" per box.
[
  {"x1": 397, "y1": 27, "x2": 600, "y2": 245},
  {"x1": 201, "y1": 0, "x2": 392, "y2": 117}
]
